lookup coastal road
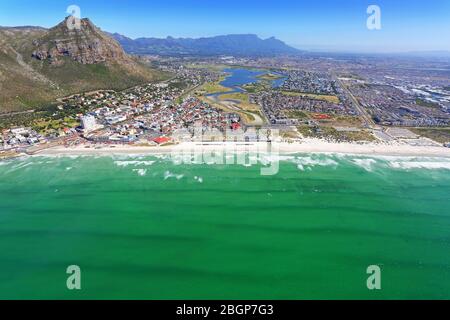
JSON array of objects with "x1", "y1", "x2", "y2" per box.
[
  {"x1": 333, "y1": 73, "x2": 377, "y2": 129},
  {"x1": 180, "y1": 83, "x2": 203, "y2": 99},
  {"x1": 0, "y1": 110, "x2": 35, "y2": 118}
]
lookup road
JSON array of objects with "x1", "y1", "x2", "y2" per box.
[
  {"x1": 0, "y1": 110, "x2": 35, "y2": 118},
  {"x1": 333, "y1": 73, "x2": 377, "y2": 129}
]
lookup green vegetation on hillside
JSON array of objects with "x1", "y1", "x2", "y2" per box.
[
  {"x1": 0, "y1": 56, "x2": 168, "y2": 113},
  {"x1": 0, "y1": 100, "x2": 89, "y2": 131},
  {"x1": 0, "y1": 23, "x2": 169, "y2": 113},
  {"x1": 35, "y1": 58, "x2": 166, "y2": 92}
]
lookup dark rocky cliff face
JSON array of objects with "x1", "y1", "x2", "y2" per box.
[{"x1": 32, "y1": 17, "x2": 129, "y2": 65}]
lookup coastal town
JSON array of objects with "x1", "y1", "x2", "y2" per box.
[
  {"x1": 0, "y1": 68, "x2": 245, "y2": 157},
  {"x1": 1, "y1": 55, "x2": 450, "y2": 158}
]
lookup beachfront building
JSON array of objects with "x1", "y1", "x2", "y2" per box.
[{"x1": 81, "y1": 115, "x2": 99, "y2": 133}]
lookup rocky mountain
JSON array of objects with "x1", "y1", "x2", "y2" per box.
[
  {"x1": 32, "y1": 18, "x2": 129, "y2": 65},
  {"x1": 111, "y1": 33, "x2": 301, "y2": 57},
  {"x1": 0, "y1": 18, "x2": 165, "y2": 112}
]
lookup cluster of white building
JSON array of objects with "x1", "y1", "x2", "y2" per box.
[{"x1": 1, "y1": 127, "x2": 42, "y2": 150}]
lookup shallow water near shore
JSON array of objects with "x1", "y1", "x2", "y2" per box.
[{"x1": 0, "y1": 153, "x2": 449, "y2": 299}]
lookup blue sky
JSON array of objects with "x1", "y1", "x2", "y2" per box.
[{"x1": 0, "y1": 0, "x2": 449, "y2": 52}]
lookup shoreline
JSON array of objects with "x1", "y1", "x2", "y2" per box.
[{"x1": 31, "y1": 140, "x2": 450, "y2": 158}]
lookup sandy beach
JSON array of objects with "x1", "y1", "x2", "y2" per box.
[{"x1": 35, "y1": 139, "x2": 450, "y2": 158}]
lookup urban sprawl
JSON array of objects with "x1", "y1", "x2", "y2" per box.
[{"x1": 2, "y1": 54, "x2": 450, "y2": 156}]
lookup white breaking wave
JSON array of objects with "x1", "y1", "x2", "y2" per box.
[
  {"x1": 133, "y1": 169, "x2": 147, "y2": 176},
  {"x1": 194, "y1": 176, "x2": 204, "y2": 183},
  {"x1": 259, "y1": 154, "x2": 295, "y2": 165},
  {"x1": 11, "y1": 161, "x2": 34, "y2": 170},
  {"x1": 294, "y1": 156, "x2": 338, "y2": 171},
  {"x1": 153, "y1": 154, "x2": 170, "y2": 160},
  {"x1": 352, "y1": 158, "x2": 377, "y2": 172},
  {"x1": 164, "y1": 171, "x2": 184, "y2": 180},
  {"x1": 290, "y1": 154, "x2": 450, "y2": 172},
  {"x1": 388, "y1": 161, "x2": 450, "y2": 170},
  {"x1": 114, "y1": 160, "x2": 156, "y2": 167}
]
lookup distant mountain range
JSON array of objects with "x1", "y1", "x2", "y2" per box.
[
  {"x1": 0, "y1": 18, "x2": 165, "y2": 112},
  {"x1": 110, "y1": 33, "x2": 301, "y2": 57}
]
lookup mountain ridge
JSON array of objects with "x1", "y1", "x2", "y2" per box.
[
  {"x1": 110, "y1": 32, "x2": 301, "y2": 57},
  {"x1": 0, "y1": 17, "x2": 165, "y2": 112},
  {"x1": 31, "y1": 17, "x2": 131, "y2": 65}
]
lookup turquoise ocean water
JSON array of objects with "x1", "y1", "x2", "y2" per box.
[{"x1": 0, "y1": 153, "x2": 449, "y2": 299}]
